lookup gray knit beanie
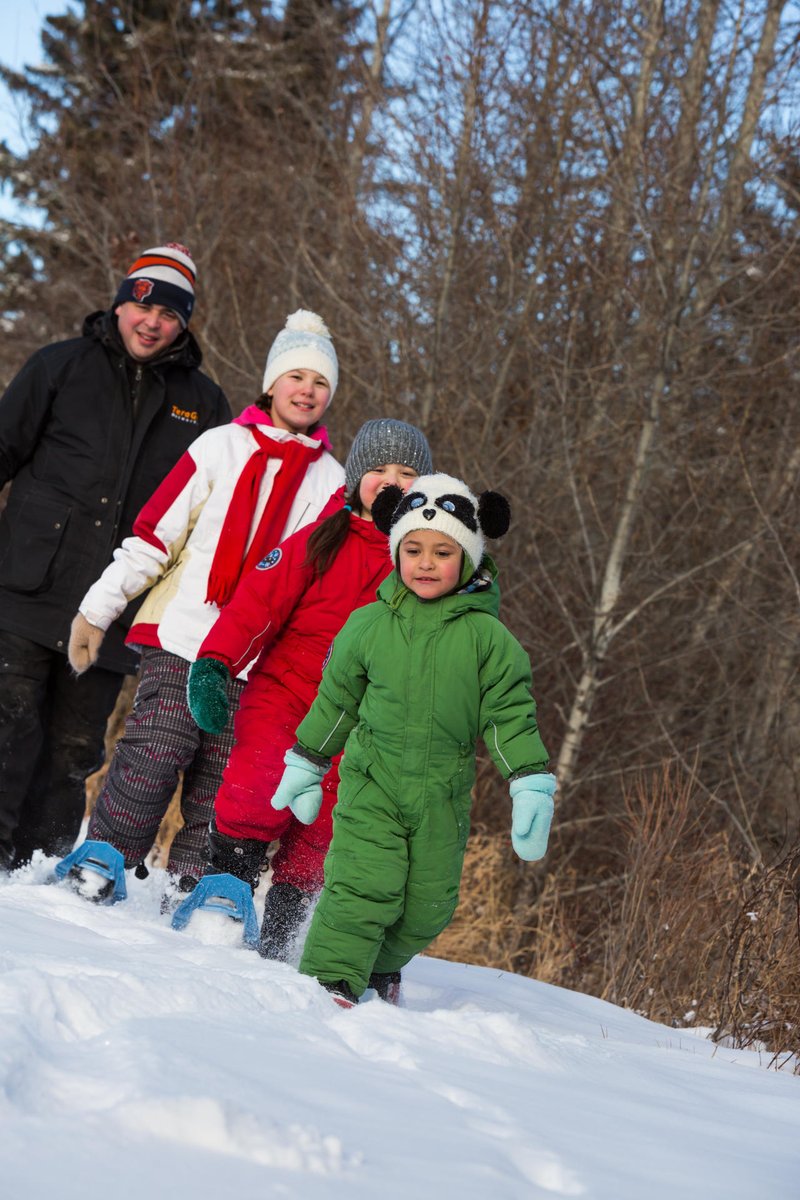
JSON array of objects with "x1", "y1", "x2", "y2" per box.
[{"x1": 344, "y1": 418, "x2": 433, "y2": 494}]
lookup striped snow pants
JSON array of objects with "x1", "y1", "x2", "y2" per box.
[{"x1": 88, "y1": 647, "x2": 244, "y2": 879}]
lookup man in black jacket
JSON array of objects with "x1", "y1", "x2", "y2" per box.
[{"x1": 0, "y1": 243, "x2": 231, "y2": 867}]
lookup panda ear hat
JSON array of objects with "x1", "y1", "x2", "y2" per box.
[
  {"x1": 372, "y1": 473, "x2": 511, "y2": 571},
  {"x1": 371, "y1": 485, "x2": 405, "y2": 534},
  {"x1": 478, "y1": 490, "x2": 511, "y2": 539}
]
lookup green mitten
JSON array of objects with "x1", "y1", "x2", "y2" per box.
[{"x1": 187, "y1": 657, "x2": 231, "y2": 734}]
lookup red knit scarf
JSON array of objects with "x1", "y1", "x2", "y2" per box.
[{"x1": 205, "y1": 428, "x2": 322, "y2": 607}]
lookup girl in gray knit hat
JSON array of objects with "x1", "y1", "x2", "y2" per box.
[{"x1": 183, "y1": 418, "x2": 432, "y2": 961}]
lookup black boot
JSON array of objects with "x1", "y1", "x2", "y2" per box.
[
  {"x1": 319, "y1": 978, "x2": 359, "y2": 1008},
  {"x1": 203, "y1": 820, "x2": 266, "y2": 893},
  {"x1": 368, "y1": 970, "x2": 402, "y2": 1005},
  {"x1": 258, "y1": 882, "x2": 313, "y2": 961},
  {"x1": 159, "y1": 871, "x2": 199, "y2": 916}
]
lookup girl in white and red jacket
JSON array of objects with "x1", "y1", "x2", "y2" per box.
[
  {"x1": 67, "y1": 311, "x2": 344, "y2": 890},
  {"x1": 185, "y1": 419, "x2": 432, "y2": 961}
]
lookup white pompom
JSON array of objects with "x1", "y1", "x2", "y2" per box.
[{"x1": 285, "y1": 309, "x2": 331, "y2": 338}]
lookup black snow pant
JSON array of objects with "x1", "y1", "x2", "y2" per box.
[
  {"x1": 0, "y1": 630, "x2": 124, "y2": 865},
  {"x1": 87, "y1": 647, "x2": 243, "y2": 879}
]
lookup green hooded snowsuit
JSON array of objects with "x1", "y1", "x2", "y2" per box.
[{"x1": 296, "y1": 560, "x2": 549, "y2": 997}]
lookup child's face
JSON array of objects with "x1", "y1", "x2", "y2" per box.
[
  {"x1": 268, "y1": 369, "x2": 331, "y2": 434},
  {"x1": 358, "y1": 464, "x2": 419, "y2": 521},
  {"x1": 398, "y1": 529, "x2": 463, "y2": 599}
]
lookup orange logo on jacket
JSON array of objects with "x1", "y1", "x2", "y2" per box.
[{"x1": 170, "y1": 405, "x2": 199, "y2": 423}]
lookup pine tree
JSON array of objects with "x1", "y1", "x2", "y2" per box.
[{"x1": 0, "y1": 0, "x2": 384, "y2": 411}]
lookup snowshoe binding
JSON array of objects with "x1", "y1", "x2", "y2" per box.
[
  {"x1": 53, "y1": 840, "x2": 127, "y2": 904},
  {"x1": 170, "y1": 872, "x2": 259, "y2": 948}
]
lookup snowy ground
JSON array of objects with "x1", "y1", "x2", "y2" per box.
[{"x1": 1, "y1": 854, "x2": 798, "y2": 1200}]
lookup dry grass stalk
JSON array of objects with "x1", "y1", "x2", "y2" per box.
[
  {"x1": 714, "y1": 847, "x2": 800, "y2": 1069},
  {"x1": 427, "y1": 828, "x2": 577, "y2": 983},
  {"x1": 430, "y1": 763, "x2": 799, "y2": 1070}
]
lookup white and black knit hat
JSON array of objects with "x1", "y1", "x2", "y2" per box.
[
  {"x1": 114, "y1": 242, "x2": 196, "y2": 327},
  {"x1": 372, "y1": 472, "x2": 511, "y2": 572},
  {"x1": 344, "y1": 418, "x2": 433, "y2": 494},
  {"x1": 262, "y1": 310, "x2": 339, "y2": 400}
]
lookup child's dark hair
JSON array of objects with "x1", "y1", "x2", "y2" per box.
[{"x1": 304, "y1": 487, "x2": 361, "y2": 577}]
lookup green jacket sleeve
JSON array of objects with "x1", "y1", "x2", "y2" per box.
[
  {"x1": 295, "y1": 611, "x2": 370, "y2": 758},
  {"x1": 478, "y1": 624, "x2": 549, "y2": 780}
]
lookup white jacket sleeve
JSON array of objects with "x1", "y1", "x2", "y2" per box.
[{"x1": 79, "y1": 433, "x2": 217, "y2": 630}]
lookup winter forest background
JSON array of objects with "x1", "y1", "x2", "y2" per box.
[{"x1": 0, "y1": 0, "x2": 798, "y2": 1066}]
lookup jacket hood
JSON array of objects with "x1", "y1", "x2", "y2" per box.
[
  {"x1": 377, "y1": 554, "x2": 500, "y2": 619},
  {"x1": 83, "y1": 309, "x2": 204, "y2": 371},
  {"x1": 350, "y1": 512, "x2": 394, "y2": 552}
]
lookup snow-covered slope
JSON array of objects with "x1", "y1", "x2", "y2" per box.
[{"x1": 1, "y1": 856, "x2": 798, "y2": 1199}]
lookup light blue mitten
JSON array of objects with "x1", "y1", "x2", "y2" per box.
[
  {"x1": 509, "y1": 773, "x2": 557, "y2": 861},
  {"x1": 270, "y1": 749, "x2": 328, "y2": 825}
]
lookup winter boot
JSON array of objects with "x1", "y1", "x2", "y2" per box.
[
  {"x1": 203, "y1": 820, "x2": 266, "y2": 893},
  {"x1": 159, "y1": 871, "x2": 199, "y2": 916},
  {"x1": 258, "y1": 882, "x2": 313, "y2": 961},
  {"x1": 319, "y1": 979, "x2": 359, "y2": 1009},
  {"x1": 368, "y1": 970, "x2": 402, "y2": 1005}
]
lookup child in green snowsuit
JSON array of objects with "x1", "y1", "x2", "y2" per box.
[{"x1": 270, "y1": 473, "x2": 556, "y2": 1006}]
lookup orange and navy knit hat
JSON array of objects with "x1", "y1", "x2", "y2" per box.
[{"x1": 114, "y1": 242, "x2": 196, "y2": 327}]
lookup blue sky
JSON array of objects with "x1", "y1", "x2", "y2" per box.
[
  {"x1": 0, "y1": 1, "x2": 70, "y2": 220},
  {"x1": 0, "y1": 1, "x2": 70, "y2": 146}
]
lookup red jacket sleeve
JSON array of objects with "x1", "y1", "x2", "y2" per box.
[{"x1": 197, "y1": 520, "x2": 319, "y2": 674}]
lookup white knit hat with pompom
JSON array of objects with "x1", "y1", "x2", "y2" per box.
[{"x1": 261, "y1": 309, "x2": 339, "y2": 400}]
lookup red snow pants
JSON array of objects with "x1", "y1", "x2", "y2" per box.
[{"x1": 212, "y1": 667, "x2": 339, "y2": 892}]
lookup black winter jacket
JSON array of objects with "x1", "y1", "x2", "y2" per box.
[{"x1": 0, "y1": 310, "x2": 231, "y2": 673}]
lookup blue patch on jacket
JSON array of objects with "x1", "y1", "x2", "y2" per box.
[{"x1": 256, "y1": 547, "x2": 282, "y2": 570}]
